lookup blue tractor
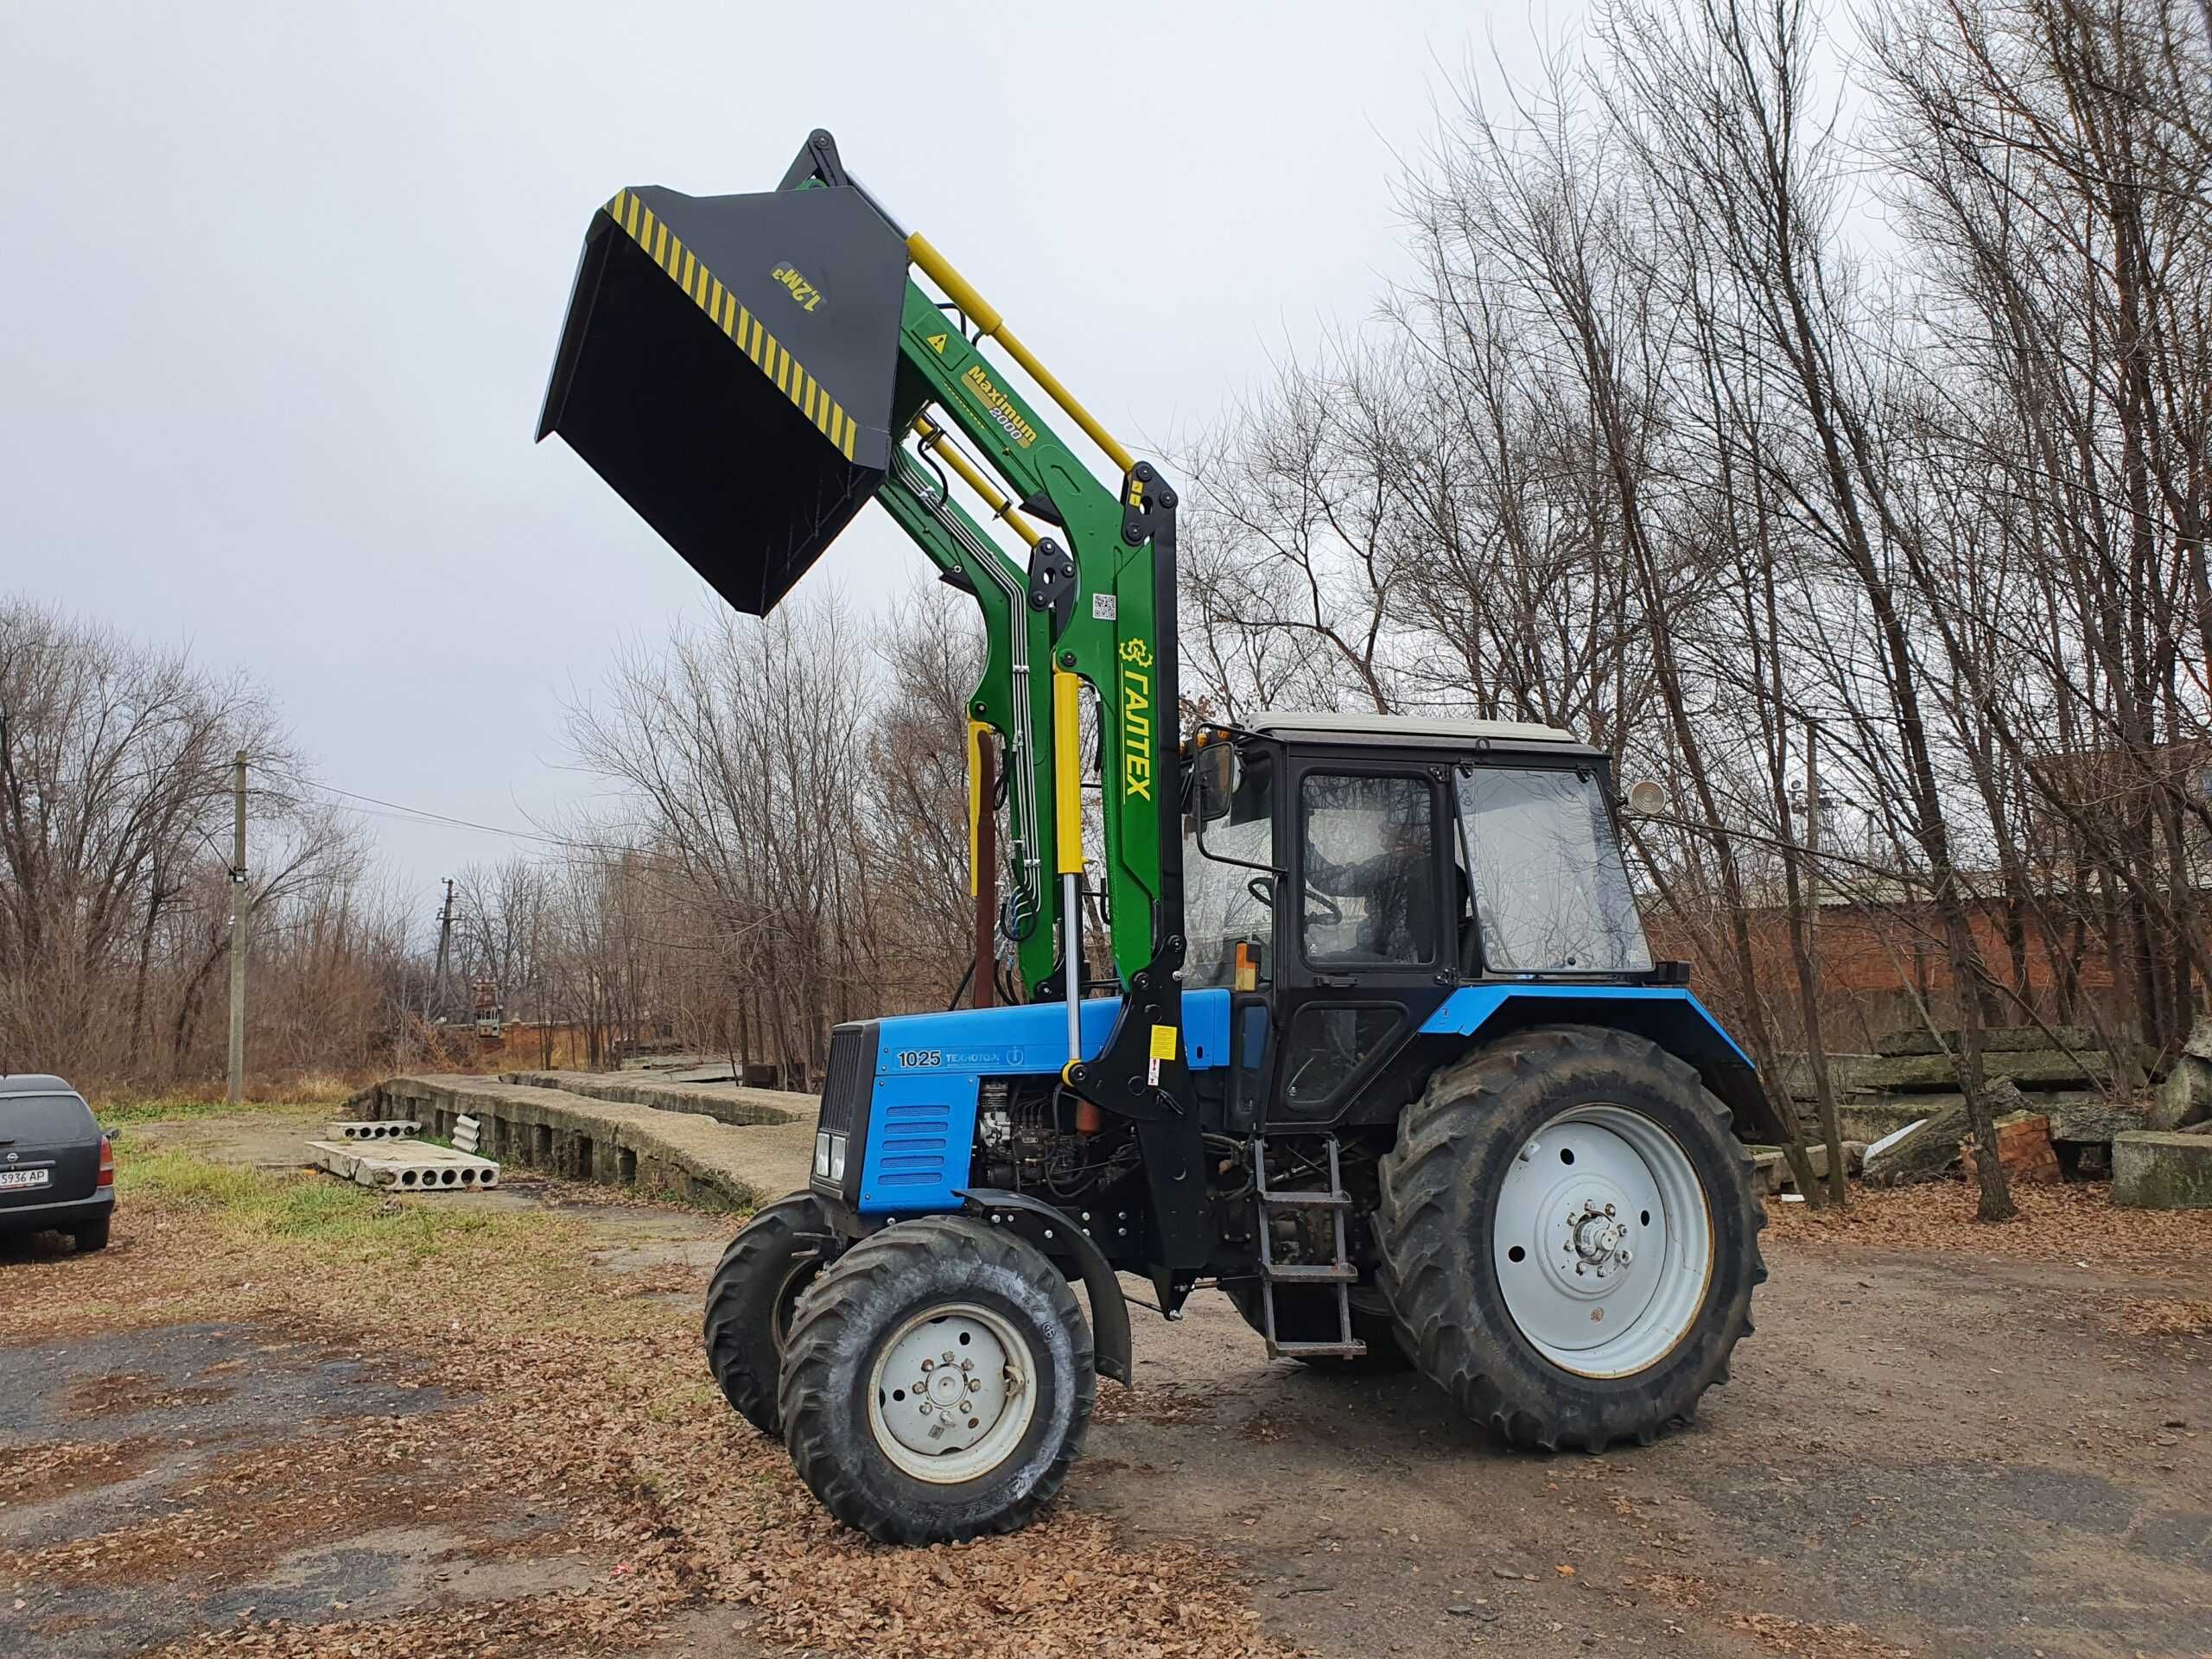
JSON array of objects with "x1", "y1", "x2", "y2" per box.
[{"x1": 540, "y1": 131, "x2": 1771, "y2": 1545}]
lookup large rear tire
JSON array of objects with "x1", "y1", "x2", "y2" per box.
[
  {"x1": 779, "y1": 1216, "x2": 1093, "y2": 1543},
  {"x1": 1377, "y1": 1025, "x2": 1763, "y2": 1452},
  {"x1": 703, "y1": 1193, "x2": 830, "y2": 1435}
]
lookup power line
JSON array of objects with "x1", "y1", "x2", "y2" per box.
[{"x1": 302, "y1": 782, "x2": 649, "y2": 856}]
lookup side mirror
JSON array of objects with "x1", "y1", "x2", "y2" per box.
[
  {"x1": 1625, "y1": 779, "x2": 1668, "y2": 817},
  {"x1": 1195, "y1": 741, "x2": 1236, "y2": 822}
]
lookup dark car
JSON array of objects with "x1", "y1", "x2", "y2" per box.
[{"x1": 0, "y1": 1075, "x2": 113, "y2": 1252}]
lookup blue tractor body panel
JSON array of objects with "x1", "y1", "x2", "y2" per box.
[
  {"x1": 1420, "y1": 983, "x2": 1764, "y2": 1132},
  {"x1": 840, "y1": 983, "x2": 1763, "y2": 1215},
  {"x1": 1418, "y1": 984, "x2": 1749, "y2": 1062},
  {"x1": 848, "y1": 992, "x2": 1235, "y2": 1213}
]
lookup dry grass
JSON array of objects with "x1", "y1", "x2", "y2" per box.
[
  {"x1": 1763, "y1": 1179, "x2": 2212, "y2": 1275},
  {"x1": 4, "y1": 1147, "x2": 1287, "y2": 1659},
  {"x1": 90, "y1": 1071, "x2": 368, "y2": 1126}
]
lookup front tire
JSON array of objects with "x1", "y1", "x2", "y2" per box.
[
  {"x1": 1377, "y1": 1026, "x2": 1763, "y2": 1452},
  {"x1": 703, "y1": 1193, "x2": 830, "y2": 1434},
  {"x1": 779, "y1": 1216, "x2": 1094, "y2": 1543}
]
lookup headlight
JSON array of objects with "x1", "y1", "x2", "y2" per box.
[
  {"x1": 828, "y1": 1133, "x2": 848, "y2": 1182},
  {"x1": 813, "y1": 1131, "x2": 832, "y2": 1179}
]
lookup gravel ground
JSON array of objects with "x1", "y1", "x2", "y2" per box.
[{"x1": 3, "y1": 1120, "x2": 2207, "y2": 1659}]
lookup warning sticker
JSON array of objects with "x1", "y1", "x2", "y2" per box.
[{"x1": 1145, "y1": 1025, "x2": 1177, "y2": 1088}]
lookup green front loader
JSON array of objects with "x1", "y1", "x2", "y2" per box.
[{"x1": 539, "y1": 130, "x2": 1771, "y2": 1545}]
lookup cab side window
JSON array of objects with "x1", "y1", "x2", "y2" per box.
[{"x1": 1300, "y1": 773, "x2": 1438, "y2": 965}]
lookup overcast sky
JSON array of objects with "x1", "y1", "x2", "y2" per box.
[{"x1": 1, "y1": 0, "x2": 1567, "y2": 924}]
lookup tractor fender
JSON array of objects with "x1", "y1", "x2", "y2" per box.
[
  {"x1": 957, "y1": 1188, "x2": 1134, "y2": 1385},
  {"x1": 1417, "y1": 985, "x2": 1788, "y2": 1143}
]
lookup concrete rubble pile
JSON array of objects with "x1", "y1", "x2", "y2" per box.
[
  {"x1": 1782, "y1": 1024, "x2": 2177, "y2": 1173},
  {"x1": 1772, "y1": 1017, "x2": 2212, "y2": 1207}
]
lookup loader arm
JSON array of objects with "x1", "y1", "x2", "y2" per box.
[
  {"x1": 872, "y1": 452, "x2": 1059, "y2": 991},
  {"x1": 537, "y1": 130, "x2": 1191, "y2": 1139}
]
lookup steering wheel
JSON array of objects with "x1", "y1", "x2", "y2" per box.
[{"x1": 1246, "y1": 875, "x2": 1344, "y2": 926}]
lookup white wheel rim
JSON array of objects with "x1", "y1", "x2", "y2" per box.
[
  {"x1": 1492, "y1": 1104, "x2": 1714, "y2": 1378},
  {"x1": 867, "y1": 1301, "x2": 1037, "y2": 1484}
]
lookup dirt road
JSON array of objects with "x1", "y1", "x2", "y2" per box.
[{"x1": 4, "y1": 1111, "x2": 2207, "y2": 1658}]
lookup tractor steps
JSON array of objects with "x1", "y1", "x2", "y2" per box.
[
  {"x1": 1258, "y1": 1188, "x2": 1351, "y2": 1209},
  {"x1": 1262, "y1": 1262, "x2": 1359, "y2": 1284},
  {"x1": 1253, "y1": 1134, "x2": 1367, "y2": 1360},
  {"x1": 1269, "y1": 1338, "x2": 1370, "y2": 1358}
]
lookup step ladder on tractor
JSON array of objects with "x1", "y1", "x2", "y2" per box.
[{"x1": 537, "y1": 129, "x2": 1776, "y2": 1545}]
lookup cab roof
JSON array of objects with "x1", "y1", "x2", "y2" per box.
[{"x1": 1245, "y1": 710, "x2": 1601, "y2": 758}]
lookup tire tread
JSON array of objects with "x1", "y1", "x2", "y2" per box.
[{"x1": 1376, "y1": 1024, "x2": 1764, "y2": 1452}]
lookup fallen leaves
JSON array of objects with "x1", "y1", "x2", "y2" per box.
[
  {"x1": 11, "y1": 1156, "x2": 1295, "y2": 1659},
  {"x1": 1762, "y1": 1180, "x2": 2211, "y2": 1274},
  {"x1": 2105, "y1": 1294, "x2": 2212, "y2": 1338}
]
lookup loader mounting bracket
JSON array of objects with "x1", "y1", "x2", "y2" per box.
[{"x1": 1026, "y1": 538, "x2": 1077, "y2": 638}]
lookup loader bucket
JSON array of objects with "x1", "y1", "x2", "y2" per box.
[{"x1": 537, "y1": 181, "x2": 911, "y2": 614}]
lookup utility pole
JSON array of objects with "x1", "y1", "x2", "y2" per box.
[
  {"x1": 432, "y1": 877, "x2": 455, "y2": 1024},
  {"x1": 226, "y1": 750, "x2": 247, "y2": 1106}
]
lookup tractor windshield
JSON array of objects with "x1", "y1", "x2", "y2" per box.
[{"x1": 1457, "y1": 766, "x2": 1652, "y2": 976}]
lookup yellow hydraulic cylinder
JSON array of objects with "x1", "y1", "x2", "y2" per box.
[
  {"x1": 1052, "y1": 670, "x2": 1084, "y2": 877},
  {"x1": 1052, "y1": 668, "x2": 1084, "y2": 1063},
  {"x1": 907, "y1": 232, "x2": 1137, "y2": 479},
  {"x1": 967, "y1": 718, "x2": 990, "y2": 898},
  {"x1": 915, "y1": 416, "x2": 1040, "y2": 548}
]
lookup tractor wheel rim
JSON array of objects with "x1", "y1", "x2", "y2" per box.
[
  {"x1": 1492, "y1": 1103, "x2": 1714, "y2": 1378},
  {"x1": 868, "y1": 1301, "x2": 1036, "y2": 1484}
]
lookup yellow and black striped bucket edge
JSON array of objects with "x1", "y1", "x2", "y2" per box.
[{"x1": 603, "y1": 189, "x2": 859, "y2": 461}]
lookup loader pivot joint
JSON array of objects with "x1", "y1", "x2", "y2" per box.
[
  {"x1": 1027, "y1": 538, "x2": 1077, "y2": 638},
  {"x1": 1121, "y1": 460, "x2": 1176, "y2": 549}
]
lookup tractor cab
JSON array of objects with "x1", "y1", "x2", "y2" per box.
[{"x1": 1184, "y1": 714, "x2": 1662, "y2": 1130}]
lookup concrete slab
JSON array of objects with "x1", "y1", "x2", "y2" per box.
[
  {"x1": 325, "y1": 1120, "x2": 422, "y2": 1141},
  {"x1": 2112, "y1": 1130, "x2": 2212, "y2": 1210},
  {"x1": 499, "y1": 1069, "x2": 801, "y2": 1128},
  {"x1": 346, "y1": 1074, "x2": 819, "y2": 1211},
  {"x1": 309, "y1": 1137, "x2": 501, "y2": 1193}
]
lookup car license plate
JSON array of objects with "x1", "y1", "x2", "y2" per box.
[{"x1": 0, "y1": 1168, "x2": 51, "y2": 1190}]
